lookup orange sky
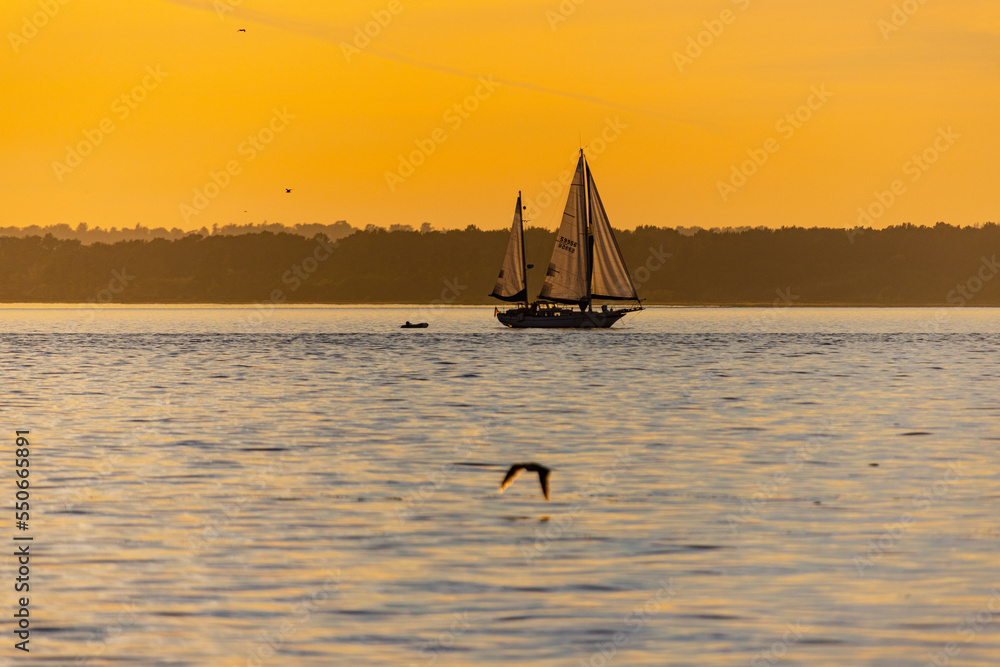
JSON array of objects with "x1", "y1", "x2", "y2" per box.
[{"x1": 1, "y1": 0, "x2": 997, "y2": 232}]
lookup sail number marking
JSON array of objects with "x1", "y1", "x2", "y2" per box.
[{"x1": 556, "y1": 236, "x2": 578, "y2": 253}]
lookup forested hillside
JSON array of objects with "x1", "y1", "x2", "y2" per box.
[{"x1": 1, "y1": 223, "x2": 998, "y2": 305}]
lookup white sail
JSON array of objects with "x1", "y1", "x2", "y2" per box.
[
  {"x1": 538, "y1": 154, "x2": 590, "y2": 304},
  {"x1": 587, "y1": 165, "x2": 638, "y2": 301},
  {"x1": 490, "y1": 193, "x2": 527, "y2": 302}
]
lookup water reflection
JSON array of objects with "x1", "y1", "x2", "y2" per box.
[{"x1": 1, "y1": 307, "x2": 999, "y2": 665}]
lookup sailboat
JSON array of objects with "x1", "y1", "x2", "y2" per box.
[{"x1": 491, "y1": 150, "x2": 642, "y2": 328}]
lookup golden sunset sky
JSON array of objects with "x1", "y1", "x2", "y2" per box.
[{"x1": 2, "y1": 0, "x2": 997, "y2": 232}]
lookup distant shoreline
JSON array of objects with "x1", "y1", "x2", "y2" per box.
[
  {"x1": 4, "y1": 225, "x2": 1000, "y2": 306},
  {"x1": 0, "y1": 302, "x2": 992, "y2": 308}
]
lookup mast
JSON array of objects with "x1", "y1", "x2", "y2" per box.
[
  {"x1": 518, "y1": 191, "x2": 527, "y2": 306},
  {"x1": 583, "y1": 150, "x2": 593, "y2": 308}
]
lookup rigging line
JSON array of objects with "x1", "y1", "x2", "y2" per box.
[{"x1": 148, "y1": 0, "x2": 737, "y2": 145}]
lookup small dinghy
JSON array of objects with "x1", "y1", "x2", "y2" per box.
[{"x1": 400, "y1": 321, "x2": 429, "y2": 329}]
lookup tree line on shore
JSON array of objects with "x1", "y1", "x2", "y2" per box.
[
  {"x1": 1, "y1": 222, "x2": 999, "y2": 305},
  {"x1": 0, "y1": 221, "x2": 358, "y2": 245}
]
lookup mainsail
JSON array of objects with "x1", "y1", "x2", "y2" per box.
[
  {"x1": 538, "y1": 155, "x2": 590, "y2": 304},
  {"x1": 587, "y1": 164, "x2": 638, "y2": 300},
  {"x1": 490, "y1": 192, "x2": 527, "y2": 302}
]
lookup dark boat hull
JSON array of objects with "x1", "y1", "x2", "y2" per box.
[{"x1": 496, "y1": 306, "x2": 638, "y2": 329}]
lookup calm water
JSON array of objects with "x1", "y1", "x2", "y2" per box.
[{"x1": 3, "y1": 306, "x2": 1000, "y2": 666}]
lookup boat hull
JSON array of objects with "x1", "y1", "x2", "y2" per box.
[{"x1": 496, "y1": 306, "x2": 637, "y2": 329}]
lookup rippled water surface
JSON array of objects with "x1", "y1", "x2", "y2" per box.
[{"x1": 3, "y1": 306, "x2": 1000, "y2": 666}]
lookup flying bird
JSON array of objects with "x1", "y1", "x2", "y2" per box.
[
  {"x1": 285, "y1": 188, "x2": 293, "y2": 193},
  {"x1": 499, "y1": 463, "x2": 551, "y2": 501},
  {"x1": 237, "y1": 28, "x2": 246, "y2": 32}
]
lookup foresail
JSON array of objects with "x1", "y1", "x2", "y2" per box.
[
  {"x1": 538, "y1": 155, "x2": 590, "y2": 304},
  {"x1": 587, "y1": 165, "x2": 638, "y2": 301},
  {"x1": 490, "y1": 193, "x2": 527, "y2": 302}
]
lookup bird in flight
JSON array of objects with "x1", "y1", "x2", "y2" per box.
[
  {"x1": 285, "y1": 188, "x2": 293, "y2": 193},
  {"x1": 499, "y1": 463, "x2": 551, "y2": 501},
  {"x1": 237, "y1": 28, "x2": 246, "y2": 32}
]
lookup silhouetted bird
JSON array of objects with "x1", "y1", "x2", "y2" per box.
[
  {"x1": 285, "y1": 188, "x2": 293, "y2": 193},
  {"x1": 237, "y1": 28, "x2": 246, "y2": 32},
  {"x1": 499, "y1": 463, "x2": 551, "y2": 501}
]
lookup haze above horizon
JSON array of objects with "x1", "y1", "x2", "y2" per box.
[{"x1": 2, "y1": 0, "x2": 997, "y2": 233}]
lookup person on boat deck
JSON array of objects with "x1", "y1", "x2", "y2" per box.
[{"x1": 601, "y1": 304, "x2": 608, "y2": 313}]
